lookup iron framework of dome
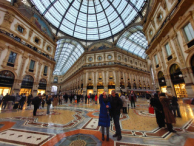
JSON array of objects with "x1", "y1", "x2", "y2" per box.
[
  {"x1": 116, "y1": 25, "x2": 148, "y2": 59},
  {"x1": 29, "y1": 0, "x2": 147, "y2": 41},
  {"x1": 53, "y1": 39, "x2": 84, "y2": 75}
]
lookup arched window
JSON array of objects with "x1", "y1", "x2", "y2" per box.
[
  {"x1": 0, "y1": 70, "x2": 15, "y2": 87},
  {"x1": 133, "y1": 83, "x2": 137, "y2": 89},
  {"x1": 170, "y1": 64, "x2": 184, "y2": 84},
  {"x1": 39, "y1": 78, "x2": 47, "y2": 90},
  {"x1": 128, "y1": 82, "x2": 131, "y2": 89},
  {"x1": 191, "y1": 55, "x2": 194, "y2": 75},
  {"x1": 120, "y1": 81, "x2": 125, "y2": 89},
  {"x1": 21, "y1": 75, "x2": 34, "y2": 88},
  {"x1": 158, "y1": 71, "x2": 166, "y2": 86}
]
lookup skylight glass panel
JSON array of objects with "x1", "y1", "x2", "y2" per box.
[
  {"x1": 53, "y1": 39, "x2": 84, "y2": 75},
  {"x1": 30, "y1": 0, "x2": 147, "y2": 41},
  {"x1": 116, "y1": 26, "x2": 147, "y2": 59}
]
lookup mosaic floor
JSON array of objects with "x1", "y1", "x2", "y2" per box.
[{"x1": 0, "y1": 98, "x2": 194, "y2": 146}]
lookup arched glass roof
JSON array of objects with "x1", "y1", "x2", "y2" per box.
[
  {"x1": 53, "y1": 39, "x2": 84, "y2": 75},
  {"x1": 116, "y1": 25, "x2": 147, "y2": 59},
  {"x1": 29, "y1": 0, "x2": 147, "y2": 41}
]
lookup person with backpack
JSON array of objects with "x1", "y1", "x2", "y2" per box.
[{"x1": 98, "y1": 92, "x2": 111, "y2": 141}]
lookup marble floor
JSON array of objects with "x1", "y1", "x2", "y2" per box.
[{"x1": 0, "y1": 98, "x2": 194, "y2": 146}]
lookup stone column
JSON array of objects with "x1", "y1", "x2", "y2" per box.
[
  {"x1": 164, "y1": 74, "x2": 175, "y2": 95},
  {"x1": 181, "y1": 68, "x2": 194, "y2": 98},
  {"x1": 115, "y1": 70, "x2": 120, "y2": 94},
  {"x1": 83, "y1": 71, "x2": 87, "y2": 97},
  {"x1": 93, "y1": 71, "x2": 97, "y2": 95}
]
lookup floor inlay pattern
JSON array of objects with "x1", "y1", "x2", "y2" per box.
[
  {"x1": 5, "y1": 110, "x2": 84, "y2": 129},
  {"x1": 0, "y1": 129, "x2": 54, "y2": 146}
]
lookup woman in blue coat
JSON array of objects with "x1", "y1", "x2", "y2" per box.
[{"x1": 98, "y1": 93, "x2": 111, "y2": 141}]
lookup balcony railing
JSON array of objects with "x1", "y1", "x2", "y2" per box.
[{"x1": 0, "y1": 29, "x2": 55, "y2": 62}]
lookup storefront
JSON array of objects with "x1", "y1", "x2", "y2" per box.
[
  {"x1": 20, "y1": 75, "x2": 34, "y2": 96},
  {"x1": 38, "y1": 78, "x2": 47, "y2": 95},
  {"x1": 170, "y1": 64, "x2": 187, "y2": 98},
  {"x1": 87, "y1": 83, "x2": 93, "y2": 95},
  {"x1": 108, "y1": 81, "x2": 115, "y2": 94},
  {"x1": 127, "y1": 82, "x2": 131, "y2": 89},
  {"x1": 0, "y1": 70, "x2": 14, "y2": 96},
  {"x1": 158, "y1": 71, "x2": 167, "y2": 93}
]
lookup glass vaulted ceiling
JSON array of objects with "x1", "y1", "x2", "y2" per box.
[
  {"x1": 30, "y1": 0, "x2": 146, "y2": 41},
  {"x1": 117, "y1": 26, "x2": 148, "y2": 59},
  {"x1": 53, "y1": 39, "x2": 84, "y2": 75}
]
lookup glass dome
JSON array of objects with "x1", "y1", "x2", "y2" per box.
[
  {"x1": 29, "y1": 0, "x2": 146, "y2": 41},
  {"x1": 117, "y1": 25, "x2": 148, "y2": 59},
  {"x1": 53, "y1": 39, "x2": 84, "y2": 75}
]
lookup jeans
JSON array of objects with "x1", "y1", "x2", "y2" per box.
[
  {"x1": 33, "y1": 105, "x2": 39, "y2": 116},
  {"x1": 131, "y1": 100, "x2": 135, "y2": 108},
  {"x1": 172, "y1": 105, "x2": 181, "y2": 117},
  {"x1": 47, "y1": 104, "x2": 50, "y2": 114},
  {"x1": 2, "y1": 101, "x2": 7, "y2": 109},
  {"x1": 123, "y1": 107, "x2": 127, "y2": 113},
  {"x1": 20, "y1": 101, "x2": 24, "y2": 109},
  {"x1": 112, "y1": 114, "x2": 121, "y2": 136}
]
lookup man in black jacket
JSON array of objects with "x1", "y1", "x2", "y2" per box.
[
  {"x1": 110, "y1": 90, "x2": 123, "y2": 141},
  {"x1": 32, "y1": 93, "x2": 42, "y2": 116}
]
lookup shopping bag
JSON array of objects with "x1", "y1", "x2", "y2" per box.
[{"x1": 149, "y1": 106, "x2": 154, "y2": 114}]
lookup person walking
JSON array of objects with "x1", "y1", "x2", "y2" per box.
[
  {"x1": 150, "y1": 93, "x2": 165, "y2": 128},
  {"x1": 129, "y1": 91, "x2": 136, "y2": 108},
  {"x1": 32, "y1": 93, "x2": 42, "y2": 116},
  {"x1": 0, "y1": 94, "x2": 3, "y2": 105},
  {"x1": 88, "y1": 94, "x2": 90, "y2": 104},
  {"x1": 2, "y1": 94, "x2": 8, "y2": 109},
  {"x1": 46, "y1": 95, "x2": 52, "y2": 115},
  {"x1": 98, "y1": 93, "x2": 111, "y2": 141},
  {"x1": 27, "y1": 94, "x2": 33, "y2": 107},
  {"x1": 110, "y1": 90, "x2": 123, "y2": 141},
  {"x1": 19, "y1": 93, "x2": 26, "y2": 110},
  {"x1": 95, "y1": 94, "x2": 98, "y2": 104},
  {"x1": 171, "y1": 96, "x2": 181, "y2": 117},
  {"x1": 159, "y1": 93, "x2": 176, "y2": 132}
]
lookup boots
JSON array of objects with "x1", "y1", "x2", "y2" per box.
[
  {"x1": 102, "y1": 134, "x2": 104, "y2": 141},
  {"x1": 106, "y1": 134, "x2": 109, "y2": 141}
]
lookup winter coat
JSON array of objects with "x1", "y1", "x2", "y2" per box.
[
  {"x1": 159, "y1": 96, "x2": 176, "y2": 124},
  {"x1": 110, "y1": 94, "x2": 123, "y2": 116},
  {"x1": 120, "y1": 95, "x2": 128, "y2": 107},
  {"x1": 95, "y1": 95, "x2": 98, "y2": 101},
  {"x1": 98, "y1": 95, "x2": 111, "y2": 127},
  {"x1": 129, "y1": 94, "x2": 136, "y2": 102}
]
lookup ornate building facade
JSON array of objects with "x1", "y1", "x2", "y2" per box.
[
  {"x1": 0, "y1": 0, "x2": 56, "y2": 96},
  {"x1": 144, "y1": 0, "x2": 194, "y2": 98},
  {"x1": 53, "y1": 42, "x2": 153, "y2": 97}
]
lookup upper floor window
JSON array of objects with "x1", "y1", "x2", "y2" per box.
[
  {"x1": 17, "y1": 25, "x2": 24, "y2": 33},
  {"x1": 35, "y1": 37, "x2": 40, "y2": 44},
  {"x1": 29, "y1": 60, "x2": 35, "y2": 72},
  {"x1": 125, "y1": 58, "x2": 127, "y2": 62},
  {"x1": 47, "y1": 46, "x2": 51, "y2": 51},
  {"x1": 43, "y1": 66, "x2": 48, "y2": 76},
  {"x1": 154, "y1": 54, "x2": 159, "y2": 65},
  {"x1": 7, "y1": 51, "x2": 17, "y2": 67},
  {"x1": 165, "y1": 43, "x2": 172, "y2": 56},
  {"x1": 183, "y1": 23, "x2": 194, "y2": 42},
  {"x1": 88, "y1": 57, "x2": 93, "y2": 62},
  {"x1": 118, "y1": 56, "x2": 121, "y2": 60},
  {"x1": 108, "y1": 55, "x2": 112, "y2": 60},
  {"x1": 98, "y1": 56, "x2": 102, "y2": 60}
]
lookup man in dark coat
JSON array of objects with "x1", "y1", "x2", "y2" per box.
[
  {"x1": 171, "y1": 96, "x2": 181, "y2": 117},
  {"x1": 110, "y1": 90, "x2": 123, "y2": 141},
  {"x1": 19, "y1": 93, "x2": 26, "y2": 110},
  {"x1": 32, "y1": 93, "x2": 42, "y2": 116}
]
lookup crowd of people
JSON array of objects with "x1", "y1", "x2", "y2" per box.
[{"x1": 0, "y1": 90, "x2": 183, "y2": 142}]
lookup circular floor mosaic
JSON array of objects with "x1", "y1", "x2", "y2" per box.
[{"x1": 59, "y1": 134, "x2": 97, "y2": 146}]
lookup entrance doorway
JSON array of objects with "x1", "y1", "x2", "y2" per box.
[
  {"x1": 0, "y1": 70, "x2": 15, "y2": 95},
  {"x1": 37, "y1": 89, "x2": 45, "y2": 95},
  {"x1": 19, "y1": 88, "x2": 31, "y2": 96},
  {"x1": 97, "y1": 89, "x2": 104, "y2": 97},
  {"x1": 0, "y1": 87, "x2": 11, "y2": 96},
  {"x1": 87, "y1": 89, "x2": 93, "y2": 95}
]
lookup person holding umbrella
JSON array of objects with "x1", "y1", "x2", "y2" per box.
[{"x1": 98, "y1": 92, "x2": 111, "y2": 141}]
